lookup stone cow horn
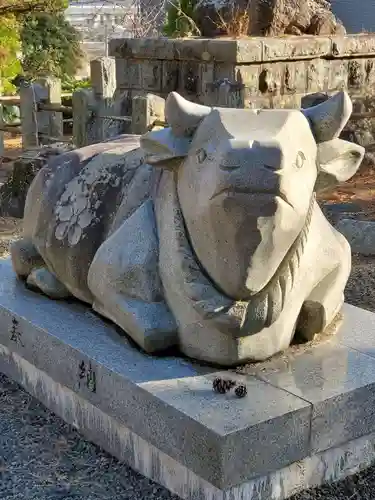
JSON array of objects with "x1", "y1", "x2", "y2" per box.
[
  {"x1": 165, "y1": 92, "x2": 212, "y2": 137},
  {"x1": 165, "y1": 90, "x2": 353, "y2": 144},
  {"x1": 301, "y1": 91, "x2": 352, "y2": 143}
]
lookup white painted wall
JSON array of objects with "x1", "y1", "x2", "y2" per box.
[{"x1": 331, "y1": 0, "x2": 375, "y2": 33}]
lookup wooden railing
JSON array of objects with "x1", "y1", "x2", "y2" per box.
[{"x1": 0, "y1": 58, "x2": 167, "y2": 156}]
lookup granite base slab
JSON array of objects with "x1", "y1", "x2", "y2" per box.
[{"x1": 1, "y1": 259, "x2": 375, "y2": 498}]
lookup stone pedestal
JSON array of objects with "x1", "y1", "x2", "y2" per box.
[{"x1": 1, "y1": 258, "x2": 375, "y2": 499}]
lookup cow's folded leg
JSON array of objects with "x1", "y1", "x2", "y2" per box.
[
  {"x1": 296, "y1": 259, "x2": 350, "y2": 342},
  {"x1": 26, "y1": 267, "x2": 72, "y2": 299},
  {"x1": 10, "y1": 239, "x2": 44, "y2": 279},
  {"x1": 88, "y1": 200, "x2": 178, "y2": 353}
]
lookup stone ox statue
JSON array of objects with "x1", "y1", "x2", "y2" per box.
[{"x1": 11, "y1": 91, "x2": 364, "y2": 366}]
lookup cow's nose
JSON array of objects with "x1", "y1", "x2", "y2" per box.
[{"x1": 220, "y1": 143, "x2": 254, "y2": 171}]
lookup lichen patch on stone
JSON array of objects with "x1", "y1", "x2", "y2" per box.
[{"x1": 54, "y1": 149, "x2": 142, "y2": 246}]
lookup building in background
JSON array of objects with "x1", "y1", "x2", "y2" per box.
[
  {"x1": 331, "y1": 0, "x2": 375, "y2": 33},
  {"x1": 66, "y1": 0, "x2": 165, "y2": 77},
  {"x1": 66, "y1": 0, "x2": 164, "y2": 43},
  {"x1": 66, "y1": 0, "x2": 141, "y2": 77},
  {"x1": 66, "y1": 0, "x2": 137, "y2": 45}
]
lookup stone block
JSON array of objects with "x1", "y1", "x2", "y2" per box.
[
  {"x1": 118, "y1": 89, "x2": 148, "y2": 118},
  {"x1": 331, "y1": 34, "x2": 375, "y2": 58},
  {"x1": 213, "y1": 63, "x2": 236, "y2": 82},
  {"x1": 364, "y1": 59, "x2": 375, "y2": 88},
  {"x1": 234, "y1": 65, "x2": 262, "y2": 97},
  {"x1": 200, "y1": 62, "x2": 215, "y2": 104},
  {"x1": 283, "y1": 61, "x2": 307, "y2": 94},
  {"x1": 5, "y1": 344, "x2": 375, "y2": 500},
  {"x1": 110, "y1": 36, "x2": 375, "y2": 69},
  {"x1": 20, "y1": 83, "x2": 38, "y2": 148},
  {"x1": 109, "y1": 37, "x2": 175, "y2": 60},
  {"x1": 115, "y1": 59, "x2": 142, "y2": 90},
  {"x1": 39, "y1": 76, "x2": 63, "y2": 142},
  {"x1": 141, "y1": 61, "x2": 162, "y2": 92},
  {"x1": 111, "y1": 38, "x2": 264, "y2": 64},
  {"x1": 306, "y1": 59, "x2": 329, "y2": 93},
  {"x1": 4, "y1": 258, "x2": 375, "y2": 498},
  {"x1": 145, "y1": 374, "x2": 311, "y2": 488},
  {"x1": 0, "y1": 259, "x2": 310, "y2": 490},
  {"x1": 347, "y1": 59, "x2": 366, "y2": 90},
  {"x1": 178, "y1": 61, "x2": 202, "y2": 98},
  {"x1": 173, "y1": 39, "x2": 211, "y2": 61},
  {"x1": 90, "y1": 57, "x2": 116, "y2": 99},
  {"x1": 327, "y1": 60, "x2": 349, "y2": 91},
  {"x1": 258, "y1": 63, "x2": 284, "y2": 95},
  {"x1": 262, "y1": 36, "x2": 331, "y2": 61},
  {"x1": 247, "y1": 333, "x2": 375, "y2": 453},
  {"x1": 206, "y1": 39, "x2": 263, "y2": 63},
  {"x1": 162, "y1": 60, "x2": 180, "y2": 93}
]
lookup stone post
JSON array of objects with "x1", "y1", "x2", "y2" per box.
[
  {"x1": 72, "y1": 88, "x2": 95, "y2": 148},
  {"x1": 132, "y1": 94, "x2": 166, "y2": 135},
  {"x1": 37, "y1": 76, "x2": 63, "y2": 143},
  {"x1": 91, "y1": 57, "x2": 117, "y2": 99},
  {"x1": 19, "y1": 82, "x2": 39, "y2": 149},
  {"x1": 132, "y1": 96, "x2": 150, "y2": 135},
  {"x1": 217, "y1": 81, "x2": 232, "y2": 107},
  {"x1": 90, "y1": 57, "x2": 117, "y2": 142}
]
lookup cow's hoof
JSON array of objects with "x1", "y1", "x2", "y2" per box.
[{"x1": 26, "y1": 267, "x2": 71, "y2": 299}]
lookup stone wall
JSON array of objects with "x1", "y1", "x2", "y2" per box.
[
  {"x1": 109, "y1": 35, "x2": 375, "y2": 163},
  {"x1": 109, "y1": 35, "x2": 375, "y2": 111}
]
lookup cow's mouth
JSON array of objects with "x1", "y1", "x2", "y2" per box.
[{"x1": 211, "y1": 187, "x2": 294, "y2": 210}]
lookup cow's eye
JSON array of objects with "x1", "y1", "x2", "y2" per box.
[
  {"x1": 295, "y1": 151, "x2": 305, "y2": 169},
  {"x1": 196, "y1": 148, "x2": 207, "y2": 164}
]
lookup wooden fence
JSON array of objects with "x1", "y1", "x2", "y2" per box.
[{"x1": 0, "y1": 57, "x2": 167, "y2": 156}]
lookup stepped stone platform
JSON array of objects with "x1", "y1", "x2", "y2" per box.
[{"x1": 1, "y1": 258, "x2": 375, "y2": 499}]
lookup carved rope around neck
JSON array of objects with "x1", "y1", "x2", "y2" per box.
[
  {"x1": 170, "y1": 173, "x2": 316, "y2": 338},
  {"x1": 241, "y1": 193, "x2": 315, "y2": 335}
]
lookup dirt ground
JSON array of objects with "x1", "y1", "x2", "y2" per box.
[
  {"x1": 0, "y1": 135, "x2": 22, "y2": 187},
  {"x1": 1, "y1": 136, "x2": 375, "y2": 499},
  {"x1": 318, "y1": 161, "x2": 375, "y2": 218}
]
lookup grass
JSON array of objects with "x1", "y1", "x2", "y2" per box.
[{"x1": 213, "y1": 2, "x2": 250, "y2": 38}]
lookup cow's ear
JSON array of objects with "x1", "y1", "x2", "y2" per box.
[
  {"x1": 315, "y1": 138, "x2": 364, "y2": 193},
  {"x1": 140, "y1": 127, "x2": 191, "y2": 169}
]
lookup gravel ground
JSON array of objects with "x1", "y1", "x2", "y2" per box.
[{"x1": 1, "y1": 224, "x2": 375, "y2": 499}]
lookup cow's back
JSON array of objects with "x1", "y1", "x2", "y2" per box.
[{"x1": 24, "y1": 135, "x2": 155, "y2": 303}]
